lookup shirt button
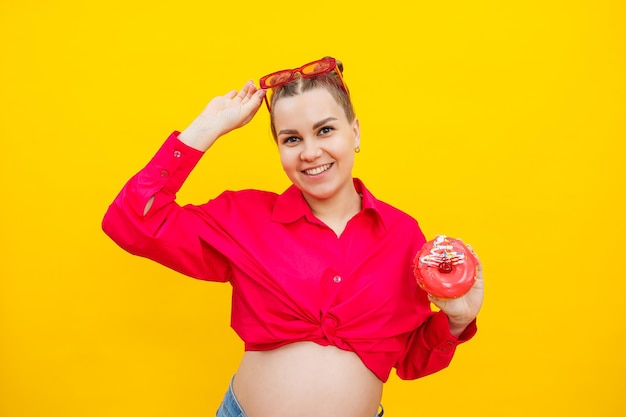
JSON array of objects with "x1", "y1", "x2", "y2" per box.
[
  {"x1": 160, "y1": 170, "x2": 169, "y2": 177},
  {"x1": 333, "y1": 275, "x2": 342, "y2": 283},
  {"x1": 173, "y1": 150, "x2": 181, "y2": 158}
]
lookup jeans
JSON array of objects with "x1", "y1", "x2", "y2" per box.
[
  {"x1": 215, "y1": 377, "x2": 245, "y2": 417},
  {"x1": 215, "y1": 377, "x2": 384, "y2": 417}
]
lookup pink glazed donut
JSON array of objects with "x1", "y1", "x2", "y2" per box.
[{"x1": 413, "y1": 235, "x2": 477, "y2": 299}]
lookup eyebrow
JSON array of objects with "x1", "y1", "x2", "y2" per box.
[
  {"x1": 278, "y1": 117, "x2": 338, "y2": 136},
  {"x1": 313, "y1": 117, "x2": 338, "y2": 130}
]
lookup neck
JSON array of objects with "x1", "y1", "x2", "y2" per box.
[{"x1": 304, "y1": 182, "x2": 362, "y2": 236}]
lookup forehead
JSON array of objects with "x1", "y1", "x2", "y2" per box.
[{"x1": 272, "y1": 88, "x2": 347, "y2": 129}]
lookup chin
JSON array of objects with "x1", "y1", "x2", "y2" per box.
[{"x1": 302, "y1": 185, "x2": 340, "y2": 201}]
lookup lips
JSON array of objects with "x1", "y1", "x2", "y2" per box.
[{"x1": 302, "y1": 163, "x2": 333, "y2": 176}]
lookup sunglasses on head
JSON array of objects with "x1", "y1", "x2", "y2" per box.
[{"x1": 258, "y1": 57, "x2": 348, "y2": 111}]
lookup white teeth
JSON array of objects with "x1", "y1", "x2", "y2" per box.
[{"x1": 304, "y1": 163, "x2": 332, "y2": 176}]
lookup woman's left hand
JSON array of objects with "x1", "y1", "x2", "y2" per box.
[{"x1": 428, "y1": 245, "x2": 484, "y2": 336}]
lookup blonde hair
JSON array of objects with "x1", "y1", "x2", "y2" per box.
[{"x1": 269, "y1": 61, "x2": 355, "y2": 139}]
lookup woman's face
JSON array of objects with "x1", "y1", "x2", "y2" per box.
[{"x1": 272, "y1": 87, "x2": 360, "y2": 203}]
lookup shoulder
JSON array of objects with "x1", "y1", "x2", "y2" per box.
[
  {"x1": 358, "y1": 179, "x2": 426, "y2": 247},
  {"x1": 218, "y1": 188, "x2": 279, "y2": 202},
  {"x1": 375, "y1": 199, "x2": 423, "y2": 236},
  {"x1": 213, "y1": 188, "x2": 278, "y2": 204},
  {"x1": 199, "y1": 188, "x2": 279, "y2": 216},
  {"x1": 376, "y1": 199, "x2": 418, "y2": 225},
  {"x1": 358, "y1": 179, "x2": 420, "y2": 229}
]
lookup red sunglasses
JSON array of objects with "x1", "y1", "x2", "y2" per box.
[{"x1": 258, "y1": 57, "x2": 348, "y2": 111}]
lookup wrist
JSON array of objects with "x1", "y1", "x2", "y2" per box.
[
  {"x1": 179, "y1": 119, "x2": 221, "y2": 152},
  {"x1": 447, "y1": 316, "x2": 474, "y2": 337}
]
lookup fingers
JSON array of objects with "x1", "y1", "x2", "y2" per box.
[
  {"x1": 228, "y1": 81, "x2": 265, "y2": 115},
  {"x1": 240, "y1": 88, "x2": 266, "y2": 120},
  {"x1": 466, "y1": 243, "x2": 483, "y2": 280},
  {"x1": 466, "y1": 243, "x2": 477, "y2": 259},
  {"x1": 224, "y1": 89, "x2": 238, "y2": 99},
  {"x1": 427, "y1": 293, "x2": 444, "y2": 309},
  {"x1": 233, "y1": 81, "x2": 257, "y2": 101},
  {"x1": 224, "y1": 81, "x2": 254, "y2": 101},
  {"x1": 235, "y1": 82, "x2": 251, "y2": 100}
]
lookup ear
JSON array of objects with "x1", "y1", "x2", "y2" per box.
[{"x1": 352, "y1": 118, "x2": 361, "y2": 149}]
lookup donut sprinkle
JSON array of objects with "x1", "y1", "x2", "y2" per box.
[{"x1": 418, "y1": 235, "x2": 466, "y2": 274}]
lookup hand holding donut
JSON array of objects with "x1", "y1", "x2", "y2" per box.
[{"x1": 413, "y1": 236, "x2": 484, "y2": 336}]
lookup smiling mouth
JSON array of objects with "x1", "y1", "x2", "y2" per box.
[{"x1": 303, "y1": 163, "x2": 333, "y2": 176}]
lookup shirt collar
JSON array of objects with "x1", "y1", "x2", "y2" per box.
[{"x1": 271, "y1": 178, "x2": 387, "y2": 230}]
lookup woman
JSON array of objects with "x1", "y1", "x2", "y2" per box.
[{"x1": 102, "y1": 57, "x2": 484, "y2": 417}]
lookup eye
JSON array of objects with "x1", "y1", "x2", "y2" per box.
[
  {"x1": 318, "y1": 126, "x2": 334, "y2": 136},
  {"x1": 282, "y1": 136, "x2": 301, "y2": 145}
]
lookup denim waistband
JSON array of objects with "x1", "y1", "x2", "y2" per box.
[
  {"x1": 215, "y1": 376, "x2": 245, "y2": 417},
  {"x1": 215, "y1": 376, "x2": 384, "y2": 417}
]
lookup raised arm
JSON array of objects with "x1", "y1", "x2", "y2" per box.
[{"x1": 102, "y1": 82, "x2": 265, "y2": 280}]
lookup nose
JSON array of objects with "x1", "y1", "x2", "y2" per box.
[{"x1": 300, "y1": 139, "x2": 322, "y2": 162}]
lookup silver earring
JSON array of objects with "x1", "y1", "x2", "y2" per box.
[{"x1": 355, "y1": 146, "x2": 361, "y2": 153}]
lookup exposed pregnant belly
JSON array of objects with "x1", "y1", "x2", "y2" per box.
[{"x1": 232, "y1": 342, "x2": 383, "y2": 417}]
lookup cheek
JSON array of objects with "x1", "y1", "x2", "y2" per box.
[
  {"x1": 279, "y1": 148, "x2": 297, "y2": 171},
  {"x1": 336, "y1": 143, "x2": 356, "y2": 166},
  {"x1": 345, "y1": 152, "x2": 356, "y2": 170}
]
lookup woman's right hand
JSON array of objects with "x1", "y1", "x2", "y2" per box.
[{"x1": 178, "y1": 81, "x2": 266, "y2": 151}]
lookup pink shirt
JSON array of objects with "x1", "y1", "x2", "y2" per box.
[{"x1": 102, "y1": 131, "x2": 476, "y2": 382}]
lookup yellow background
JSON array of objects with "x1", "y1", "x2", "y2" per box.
[{"x1": 1, "y1": 1, "x2": 624, "y2": 416}]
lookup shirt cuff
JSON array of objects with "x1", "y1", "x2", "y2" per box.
[
  {"x1": 425, "y1": 311, "x2": 478, "y2": 353},
  {"x1": 140, "y1": 131, "x2": 205, "y2": 195}
]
